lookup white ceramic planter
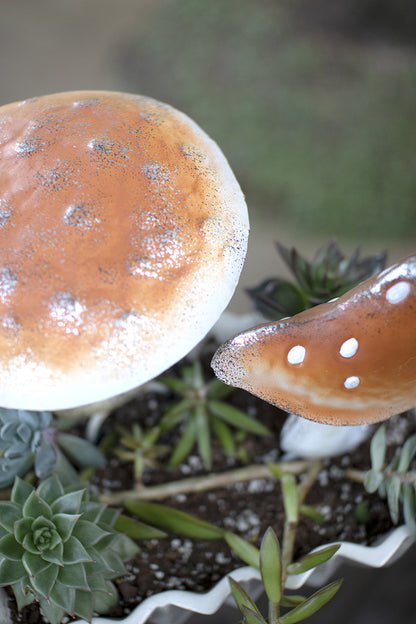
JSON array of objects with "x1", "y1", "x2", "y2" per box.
[{"x1": 70, "y1": 524, "x2": 412, "y2": 624}]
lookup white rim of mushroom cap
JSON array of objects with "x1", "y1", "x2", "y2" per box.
[{"x1": 0, "y1": 91, "x2": 248, "y2": 410}]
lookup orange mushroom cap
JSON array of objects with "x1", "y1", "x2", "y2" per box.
[
  {"x1": 0, "y1": 91, "x2": 248, "y2": 410},
  {"x1": 212, "y1": 256, "x2": 416, "y2": 425}
]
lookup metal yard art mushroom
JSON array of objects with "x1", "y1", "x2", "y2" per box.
[
  {"x1": 212, "y1": 255, "x2": 416, "y2": 427},
  {"x1": 0, "y1": 91, "x2": 248, "y2": 411}
]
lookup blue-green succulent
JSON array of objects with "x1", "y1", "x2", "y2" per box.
[
  {"x1": 0, "y1": 475, "x2": 139, "y2": 623},
  {"x1": 0, "y1": 408, "x2": 105, "y2": 487}
]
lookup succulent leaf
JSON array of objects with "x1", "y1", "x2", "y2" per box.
[
  {"x1": 247, "y1": 240, "x2": 386, "y2": 318},
  {"x1": 0, "y1": 476, "x2": 138, "y2": 623}
]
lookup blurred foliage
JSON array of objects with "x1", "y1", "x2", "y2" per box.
[{"x1": 117, "y1": 0, "x2": 416, "y2": 239}]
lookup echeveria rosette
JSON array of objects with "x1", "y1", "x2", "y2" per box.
[
  {"x1": 0, "y1": 408, "x2": 105, "y2": 488},
  {"x1": 0, "y1": 476, "x2": 139, "y2": 624},
  {"x1": 0, "y1": 409, "x2": 56, "y2": 487}
]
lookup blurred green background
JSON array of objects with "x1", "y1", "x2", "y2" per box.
[{"x1": 1, "y1": 0, "x2": 415, "y2": 306}]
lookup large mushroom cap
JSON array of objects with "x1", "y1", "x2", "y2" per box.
[
  {"x1": 0, "y1": 91, "x2": 248, "y2": 410},
  {"x1": 212, "y1": 256, "x2": 416, "y2": 425}
]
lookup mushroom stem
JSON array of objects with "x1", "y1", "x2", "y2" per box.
[{"x1": 99, "y1": 460, "x2": 312, "y2": 505}]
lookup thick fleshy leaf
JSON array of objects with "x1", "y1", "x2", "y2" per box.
[
  {"x1": 398, "y1": 434, "x2": 416, "y2": 472},
  {"x1": 0, "y1": 534, "x2": 24, "y2": 561},
  {"x1": 387, "y1": 476, "x2": 401, "y2": 524},
  {"x1": 403, "y1": 483, "x2": 416, "y2": 538},
  {"x1": 37, "y1": 476, "x2": 64, "y2": 507},
  {"x1": 50, "y1": 579, "x2": 76, "y2": 614},
  {"x1": 71, "y1": 519, "x2": 111, "y2": 545},
  {"x1": 125, "y1": 500, "x2": 223, "y2": 539},
  {"x1": 281, "y1": 473, "x2": 299, "y2": 524},
  {"x1": 93, "y1": 580, "x2": 119, "y2": 614},
  {"x1": 74, "y1": 589, "x2": 94, "y2": 622},
  {"x1": 39, "y1": 597, "x2": 65, "y2": 624},
  {"x1": 0, "y1": 557, "x2": 26, "y2": 584},
  {"x1": 34, "y1": 439, "x2": 57, "y2": 479},
  {"x1": 97, "y1": 505, "x2": 119, "y2": 528},
  {"x1": 370, "y1": 425, "x2": 386, "y2": 472},
  {"x1": 79, "y1": 501, "x2": 105, "y2": 524},
  {"x1": 260, "y1": 527, "x2": 281, "y2": 603},
  {"x1": 287, "y1": 545, "x2": 340, "y2": 575},
  {"x1": 57, "y1": 432, "x2": 106, "y2": 468},
  {"x1": 229, "y1": 576, "x2": 263, "y2": 617},
  {"x1": 30, "y1": 563, "x2": 59, "y2": 599},
  {"x1": 280, "y1": 580, "x2": 343, "y2": 623},
  {"x1": 22, "y1": 491, "x2": 52, "y2": 520},
  {"x1": 22, "y1": 551, "x2": 52, "y2": 577},
  {"x1": 51, "y1": 489, "x2": 85, "y2": 515},
  {"x1": 110, "y1": 533, "x2": 140, "y2": 562},
  {"x1": 99, "y1": 549, "x2": 126, "y2": 576},
  {"x1": 62, "y1": 536, "x2": 93, "y2": 564},
  {"x1": 241, "y1": 605, "x2": 268, "y2": 624},
  {"x1": 57, "y1": 562, "x2": 88, "y2": 589},
  {"x1": 12, "y1": 578, "x2": 36, "y2": 610},
  {"x1": 52, "y1": 513, "x2": 81, "y2": 542},
  {"x1": 364, "y1": 469, "x2": 384, "y2": 494},
  {"x1": 224, "y1": 531, "x2": 260, "y2": 569},
  {"x1": 14, "y1": 518, "x2": 34, "y2": 544},
  {"x1": 0, "y1": 501, "x2": 21, "y2": 531},
  {"x1": 41, "y1": 541, "x2": 64, "y2": 566}
]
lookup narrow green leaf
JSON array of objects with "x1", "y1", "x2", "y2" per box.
[
  {"x1": 287, "y1": 544, "x2": 340, "y2": 575},
  {"x1": 281, "y1": 595, "x2": 307, "y2": 608},
  {"x1": 114, "y1": 513, "x2": 167, "y2": 540},
  {"x1": 364, "y1": 468, "x2": 384, "y2": 493},
  {"x1": 208, "y1": 401, "x2": 271, "y2": 436},
  {"x1": 241, "y1": 605, "x2": 268, "y2": 624},
  {"x1": 398, "y1": 434, "x2": 416, "y2": 472},
  {"x1": 207, "y1": 378, "x2": 233, "y2": 400},
  {"x1": 403, "y1": 483, "x2": 416, "y2": 539},
  {"x1": 224, "y1": 531, "x2": 260, "y2": 568},
  {"x1": 300, "y1": 505, "x2": 325, "y2": 524},
  {"x1": 195, "y1": 404, "x2": 211, "y2": 470},
  {"x1": 124, "y1": 500, "x2": 223, "y2": 539},
  {"x1": 260, "y1": 527, "x2": 281, "y2": 603},
  {"x1": 169, "y1": 417, "x2": 198, "y2": 468},
  {"x1": 281, "y1": 473, "x2": 299, "y2": 523},
  {"x1": 158, "y1": 376, "x2": 189, "y2": 393},
  {"x1": 280, "y1": 579, "x2": 343, "y2": 623},
  {"x1": 386, "y1": 475, "x2": 401, "y2": 524},
  {"x1": 370, "y1": 425, "x2": 386, "y2": 472},
  {"x1": 160, "y1": 398, "x2": 193, "y2": 432},
  {"x1": 212, "y1": 416, "x2": 235, "y2": 456},
  {"x1": 229, "y1": 576, "x2": 263, "y2": 617}
]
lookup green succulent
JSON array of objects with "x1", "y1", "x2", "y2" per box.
[
  {"x1": 0, "y1": 408, "x2": 105, "y2": 488},
  {"x1": 158, "y1": 360, "x2": 271, "y2": 470},
  {"x1": 0, "y1": 475, "x2": 139, "y2": 624},
  {"x1": 247, "y1": 240, "x2": 387, "y2": 318}
]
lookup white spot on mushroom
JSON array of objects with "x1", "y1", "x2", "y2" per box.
[
  {"x1": 49, "y1": 292, "x2": 85, "y2": 335},
  {"x1": 64, "y1": 204, "x2": 101, "y2": 229},
  {"x1": 287, "y1": 345, "x2": 306, "y2": 365},
  {"x1": 386, "y1": 281, "x2": 410, "y2": 304},
  {"x1": 339, "y1": 337, "x2": 359, "y2": 358},
  {"x1": 0, "y1": 202, "x2": 13, "y2": 228},
  {"x1": 344, "y1": 375, "x2": 360, "y2": 390},
  {"x1": 0, "y1": 267, "x2": 18, "y2": 302}
]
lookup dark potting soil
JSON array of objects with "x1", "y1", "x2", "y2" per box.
[{"x1": 7, "y1": 350, "x2": 416, "y2": 623}]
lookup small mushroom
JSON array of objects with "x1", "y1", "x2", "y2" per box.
[
  {"x1": 212, "y1": 255, "x2": 416, "y2": 425},
  {"x1": 0, "y1": 91, "x2": 248, "y2": 410}
]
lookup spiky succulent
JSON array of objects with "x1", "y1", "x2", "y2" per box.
[
  {"x1": 0, "y1": 475, "x2": 139, "y2": 623},
  {"x1": 0, "y1": 408, "x2": 105, "y2": 487},
  {"x1": 247, "y1": 240, "x2": 387, "y2": 318}
]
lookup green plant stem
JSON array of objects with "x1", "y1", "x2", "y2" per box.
[
  {"x1": 100, "y1": 460, "x2": 311, "y2": 505},
  {"x1": 269, "y1": 600, "x2": 280, "y2": 624},
  {"x1": 280, "y1": 461, "x2": 322, "y2": 590}
]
